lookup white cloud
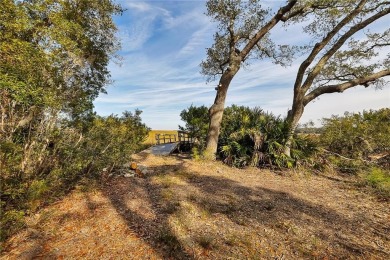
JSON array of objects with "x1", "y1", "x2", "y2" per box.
[
  {"x1": 94, "y1": 1, "x2": 390, "y2": 130},
  {"x1": 116, "y1": 1, "x2": 173, "y2": 52},
  {"x1": 125, "y1": 2, "x2": 153, "y2": 12},
  {"x1": 177, "y1": 24, "x2": 214, "y2": 58},
  {"x1": 118, "y1": 26, "x2": 151, "y2": 52}
]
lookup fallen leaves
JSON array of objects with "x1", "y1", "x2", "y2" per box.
[{"x1": 1, "y1": 152, "x2": 389, "y2": 259}]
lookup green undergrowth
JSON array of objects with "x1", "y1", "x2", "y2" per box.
[{"x1": 362, "y1": 167, "x2": 390, "y2": 198}]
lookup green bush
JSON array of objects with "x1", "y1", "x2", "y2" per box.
[
  {"x1": 320, "y1": 109, "x2": 390, "y2": 159},
  {"x1": 0, "y1": 210, "x2": 25, "y2": 242},
  {"x1": 317, "y1": 109, "x2": 390, "y2": 177},
  {"x1": 180, "y1": 104, "x2": 317, "y2": 168},
  {"x1": 1, "y1": 0, "x2": 124, "y2": 243},
  {"x1": 364, "y1": 167, "x2": 390, "y2": 197},
  {"x1": 27, "y1": 180, "x2": 50, "y2": 211},
  {"x1": 179, "y1": 105, "x2": 209, "y2": 151},
  {"x1": 219, "y1": 106, "x2": 317, "y2": 168},
  {"x1": 328, "y1": 156, "x2": 366, "y2": 174},
  {"x1": 191, "y1": 147, "x2": 204, "y2": 161},
  {"x1": 0, "y1": 110, "x2": 149, "y2": 242}
]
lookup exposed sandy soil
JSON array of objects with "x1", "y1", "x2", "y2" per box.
[{"x1": 1, "y1": 151, "x2": 389, "y2": 259}]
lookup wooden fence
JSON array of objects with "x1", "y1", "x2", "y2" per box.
[{"x1": 155, "y1": 131, "x2": 194, "y2": 145}]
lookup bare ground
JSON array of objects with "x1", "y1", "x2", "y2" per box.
[{"x1": 1, "y1": 151, "x2": 389, "y2": 259}]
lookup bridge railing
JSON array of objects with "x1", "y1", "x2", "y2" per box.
[
  {"x1": 155, "y1": 131, "x2": 194, "y2": 145},
  {"x1": 155, "y1": 133, "x2": 177, "y2": 144},
  {"x1": 178, "y1": 131, "x2": 194, "y2": 144}
]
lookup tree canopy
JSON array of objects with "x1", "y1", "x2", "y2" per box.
[
  {"x1": 201, "y1": 0, "x2": 321, "y2": 159},
  {"x1": 284, "y1": 0, "x2": 390, "y2": 156},
  {"x1": 1, "y1": 0, "x2": 122, "y2": 132}
]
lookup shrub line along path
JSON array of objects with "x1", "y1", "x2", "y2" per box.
[{"x1": 1, "y1": 150, "x2": 389, "y2": 259}]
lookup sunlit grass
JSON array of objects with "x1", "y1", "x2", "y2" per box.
[{"x1": 364, "y1": 167, "x2": 390, "y2": 197}]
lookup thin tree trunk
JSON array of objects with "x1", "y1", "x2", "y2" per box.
[
  {"x1": 284, "y1": 97, "x2": 304, "y2": 157},
  {"x1": 204, "y1": 72, "x2": 235, "y2": 160}
]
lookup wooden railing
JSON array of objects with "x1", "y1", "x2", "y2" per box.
[
  {"x1": 155, "y1": 133, "x2": 177, "y2": 144},
  {"x1": 155, "y1": 131, "x2": 194, "y2": 145},
  {"x1": 178, "y1": 131, "x2": 193, "y2": 144}
]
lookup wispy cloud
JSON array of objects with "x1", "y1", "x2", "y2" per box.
[
  {"x1": 177, "y1": 23, "x2": 214, "y2": 59},
  {"x1": 95, "y1": 1, "x2": 390, "y2": 129},
  {"x1": 116, "y1": 1, "x2": 173, "y2": 52},
  {"x1": 125, "y1": 2, "x2": 153, "y2": 12}
]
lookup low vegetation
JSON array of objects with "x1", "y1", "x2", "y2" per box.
[
  {"x1": 1, "y1": 153, "x2": 389, "y2": 259},
  {"x1": 0, "y1": 111, "x2": 149, "y2": 242},
  {"x1": 180, "y1": 105, "x2": 390, "y2": 197},
  {"x1": 320, "y1": 109, "x2": 390, "y2": 160},
  {"x1": 363, "y1": 167, "x2": 390, "y2": 197},
  {"x1": 1, "y1": 0, "x2": 388, "y2": 257}
]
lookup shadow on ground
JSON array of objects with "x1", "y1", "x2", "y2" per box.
[
  {"x1": 101, "y1": 156, "x2": 389, "y2": 259},
  {"x1": 102, "y1": 155, "x2": 194, "y2": 259}
]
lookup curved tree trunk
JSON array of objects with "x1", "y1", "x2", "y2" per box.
[
  {"x1": 284, "y1": 95, "x2": 305, "y2": 157},
  {"x1": 204, "y1": 72, "x2": 236, "y2": 160},
  {"x1": 201, "y1": 1, "x2": 301, "y2": 161},
  {"x1": 283, "y1": 69, "x2": 390, "y2": 157}
]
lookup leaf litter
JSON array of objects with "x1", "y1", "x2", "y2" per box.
[{"x1": 1, "y1": 151, "x2": 389, "y2": 259}]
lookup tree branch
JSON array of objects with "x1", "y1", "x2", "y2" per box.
[
  {"x1": 364, "y1": 1, "x2": 390, "y2": 12},
  {"x1": 303, "y1": 69, "x2": 390, "y2": 105},
  {"x1": 228, "y1": 18, "x2": 236, "y2": 58},
  {"x1": 365, "y1": 42, "x2": 390, "y2": 52},
  {"x1": 302, "y1": 4, "x2": 390, "y2": 92},
  {"x1": 239, "y1": 0, "x2": 298, "y2": 60},
  {"x1": 293, "y1": 0, "x2": 368, "y2": 93}
]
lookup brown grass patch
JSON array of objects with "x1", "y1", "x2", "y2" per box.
[{"x1": 1, "y1": 151, "x2": 389, "y2": 259}]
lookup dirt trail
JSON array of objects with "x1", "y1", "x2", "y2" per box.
[{"x1": 1, "y1": 151, "x2": 389, "y2": 259}]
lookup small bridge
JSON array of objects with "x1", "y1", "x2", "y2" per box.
[{"x1": 148, "y1": 131, "x2": 194, "y2": 156}]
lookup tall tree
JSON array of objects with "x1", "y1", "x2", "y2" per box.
[
  {"x1": 201, "y1": 0, "x2": 329, "y2": 160},
  {"x1": 0, "y1": 0, "x2": 125, "y2": 240},
  {"x1": 284, "y1": 0, "x2": 390, "y2": 156},
  {"x1": 1, "y1": 0, "x2": 121, "y2": 137},
  {"x1": 0, "y1": 0, "x2": 122, "y2": 173}
]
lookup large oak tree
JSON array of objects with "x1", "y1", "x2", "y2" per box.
[
  {"x1": 284, "y1": 0, "x2": 390, "y2": 156},
  {"x1": 201, "y1": 0, "x2": 335, "y2": 159}
]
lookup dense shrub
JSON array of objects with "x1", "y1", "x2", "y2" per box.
[
  {"x1": 0, "y1": 0, "x2": 123, "y2": 242},
  {"x1": 220, "y1": 106, "x2": 317, "y2": 168},
  {"x1": 0, "y1": 111, "x2": 149, "y2": 242},
  {"x1": 316, "y1": 109, "x2": 389, "y2": 175},
  {"x1": 179, "y1": 105, "x2": 209, "y2": 150},
  {"x1": 180, "y1": 104, "x2": 317, "y2": 168},
  {"x1": 320, "y1": 108, "x2": 390, "y2": 159},
  {"x1": 364, "y1": 167, "x2": 390, "y2": 198}
]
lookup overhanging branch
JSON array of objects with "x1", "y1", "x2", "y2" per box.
[
  {"x1": 303, "y1": 69, "x2": 390, "y2": 105},
  {"x1": 293, "y1": 0, "x2": 368, "y2": 93},
  {"x1": 302, "y1": 5, "x2": 390, "y2": 92},
  {"x1": 239, "y1": 0, "x2": 298, "y2": 60}
]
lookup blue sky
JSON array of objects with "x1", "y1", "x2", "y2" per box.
[{"x1": 94, "y1": 0, "x2": 390, "y2": 129}]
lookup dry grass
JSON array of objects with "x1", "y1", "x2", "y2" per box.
[{"x1": 1, "y1": 151, "x2": 389, "y2": 259}]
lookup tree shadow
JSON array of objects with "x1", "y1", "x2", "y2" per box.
[
  {"x1": 102, "y1": 156, "x2": 194, "y2": 259},
  {"x1": 184, "y1": 173, "x2": 389, "y2": 257},
  {"x1": 101, "y1": 158, "x2": 389, "y2": 259}
]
